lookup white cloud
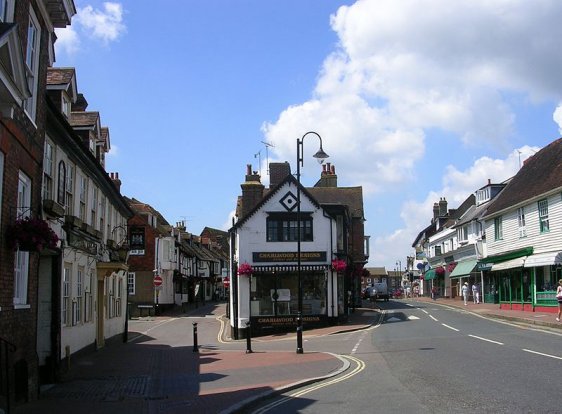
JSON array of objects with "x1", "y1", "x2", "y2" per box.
[
  {"x1": 54, "y1": 26, "x2": 80, "y2": 56},
  {"x1": 55, "y1": 2, "x2": 126, "y2": 56},
  {"x1": 370, "y1": 146, "x2": 540, "y2": 267},
  {"x1": 554, "y1": 104, "x2": 562, "y2": 135},
  {"x1": 77, "y1": 2, "x2": 126, "y2": 43}
]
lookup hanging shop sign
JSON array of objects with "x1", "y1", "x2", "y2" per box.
[{"x1": 253, "y1": 251, "x2": 327, "y2": 263}]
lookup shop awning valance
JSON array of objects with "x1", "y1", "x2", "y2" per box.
[
  {"x1": 523, "y1": 251, "x2": 562, "y2": 268},
  {"x1": 424, "y1": 269, "x2": 436, "y2": 280},
  {"x1": 491, "y1": 256, "x2": 527, "y2": 272},
  {"x1": 449, "y1": 259, "x2": 478, "y2": 279},
  {"x1": 253, "y1": 265, "x2": 330, "y2": 273},
  {"x1": 480, "y1": 247, "x2": 533, "y2": 264}
]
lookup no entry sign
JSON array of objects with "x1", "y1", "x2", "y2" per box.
[
  {"x1": 153, "y1": 275, "x2": 163, "y2": 287},
  {"x1": 223, "y1": 277, "x2": 230, "y2": 288}
]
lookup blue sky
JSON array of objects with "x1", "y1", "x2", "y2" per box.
[{"x1": 55, "y1": 1, "x2": 562, "y2": 271}]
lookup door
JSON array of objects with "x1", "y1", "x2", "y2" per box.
[{"x1": 96, "y1": 279, "x2": 105, "y2": 348}]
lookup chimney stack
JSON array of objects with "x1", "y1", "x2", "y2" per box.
[
  {"x1": 269, "y1": 162, "x2": 291, "y2": 189},
  {"x1": 438, "y1": 197, "x2": 448, "y2": 217},
  {"x1": 433, "y1": 202, "x2": 440, "y2": 220},
  {"x1": 110, "y1": 172, "x2": 122, "y2": 193},
  {"x1": 315, "y1": 162, "x2": 338, "y2": 188},
  {"x1": 240, "y1": 164, "x2": 264, "y2": 217}
]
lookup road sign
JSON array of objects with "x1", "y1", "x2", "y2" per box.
[
  {"x1": 153, "y1": 275, "x2": 163, "y2": 287},
  {"x1": 223, "y1": 277, "x2": 230, "y2": 288}
]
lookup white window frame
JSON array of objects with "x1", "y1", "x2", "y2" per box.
[
  {"x1": 517, "y1": 207, "x2": 526, "y2": 238},
  {"x1": 128, "y1": 272, "x2": 136, "y2": 295},
  {"x1": 0, "y1": 0, "x2": 14, "y2": 23},
  {"x1": 79, "y1": 174, "x2": 87, "y2": 221},
  {"x1": 62, "y1": 265, "x2": 71, "y2": 326},
  {"x1": 42, "y1": 140, "x2": 54, "y2": 200},
  {"x1": 91, "y1": 187, "x2": 98, "y2": 229},
  {"x1": 494, "y1": 216, "x2": 503, "y2": 241},
  {"x1": 76, "y1": 266, "x2": 83, "y2": 324},
  {"x1": 65, "y1": 163, "x2": 74, "y2": 215},
  {"x1": 23, "y1": 7, "x2": 41, "y2": 122},
  {"x1": 14, "y1": 171, "x2": 31, "y2": 306},
  {"x1": 538, "y1": 199, "x2": 549, "y2": 233},
  {"x1": 61, "y1": 92, "x2": 71, "y2": 117}
]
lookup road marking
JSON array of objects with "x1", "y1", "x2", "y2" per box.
[
  {"x1": 441, "y1": 323, "x2": 459, "y2": 331},
  {"x1": 408, "y1": 315, "x2": 420, "y2": 320},
  {"x1": 421, "y1": 309, "x2": 429, "y2": 314},
  {"x1": 127, "y1": 318, "x2": 178, "y2": 343},
  {"x1": 351, "y1": 331, "x2": 368, "y2": 354},
  {"x1": 429, "y1": 315, "x2": 438, "y2": 322},
  {"x1": 522, "y1": 349, "x2": 562, "y2": 360},
  {"x1": 468, "y1": 334, "x2": 504, "y2": 345}
]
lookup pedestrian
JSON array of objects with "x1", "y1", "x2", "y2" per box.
[
  {"x1": 431, "y1": 286, "x2": 437, "y2": 300},
  {"x1": 472, "y1": 283, "x2": 479, "y2": 304},
  {"x1": 462, "y1": 282, "x2": 469, "y2": 306},
  {"x1": 556, "y1": 279, "x2": 562, "y2": 322}
]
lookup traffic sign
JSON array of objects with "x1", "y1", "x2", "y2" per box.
[
  {"x1": 223, "y1": 277, "x2": 230, "y2": 288},
  {"x1": 153, "y1": 275, "x2": 163, "y2": 287}
]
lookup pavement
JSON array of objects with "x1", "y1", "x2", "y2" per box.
[{"x1": 14, "y1": 297, "x2": 561, "y2": 414}]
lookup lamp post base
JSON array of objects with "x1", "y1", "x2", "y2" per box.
[{"x1": 296, "y1": 312, "x2": 303, "y2": 354}]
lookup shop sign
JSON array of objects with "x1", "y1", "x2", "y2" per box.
[{"x1": 253, "y1": 251, "x2": 327, "y2": 263}]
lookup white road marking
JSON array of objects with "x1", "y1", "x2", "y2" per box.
[
  {"x1": 522, "y1": 349, "x2": 562, "y2": 360},
  {"x1": 408, "y1": 315, "x2": 420, "y2": 320},
  {"x1": 429, "y1": 315, "x2": 438, "y2": 322},
  {"x1": 421, "y1": 309, "x2": 429, "y2": 314},
  {"x1": 442, "y1": 323, "x2": 459, "y2": 331},
  {"x1": 468, "y1": 334, "x2": 504, "y2": 345}
]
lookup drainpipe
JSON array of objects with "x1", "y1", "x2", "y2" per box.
[{"x1": 323, "y1": 210, "x2": 335, "y2": 323}]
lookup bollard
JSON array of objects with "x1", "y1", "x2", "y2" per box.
[
  {"x1": 296, "y1": 312, "x2": 303, "y2": 354},
  {"x1": 192, "y1": 322, "x2": 198, "y2": 352},
  {"x1": 245, "y1": 321, "x2": 253, "y2": 353}
]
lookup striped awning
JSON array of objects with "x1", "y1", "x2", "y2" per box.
[
  {"x1": 491, "y1": 257, "x2": 527, "y2": 271},
  {"x1": 424, "y1": 269, "x2": 436, "y2": 280},
  {"x1": 524, "y1": 252, "x2": 562, "y2": 268},
  {"x1": 449, "y1": 259, "x2": 478, "y2": 279}
]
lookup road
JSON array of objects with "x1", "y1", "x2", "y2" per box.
[{"x1": 246, "y1": 300, "x2": 562, "y2": 414}]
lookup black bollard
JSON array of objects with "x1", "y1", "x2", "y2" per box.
[
  {"x1": 296, "y1": 312, "x2": 303, "y2": 354},
  {"x1": 245, "y1": 321, "x2": 253, "y2": 353},
  {"x1": 192, "y1": 322, "x2": 198, "y2": 352}
]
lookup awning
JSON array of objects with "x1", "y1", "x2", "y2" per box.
[
  {"x1": 424, "y1": 269, "x2": 436, "y2": 280},
  {"x1": 491, "y1": 256, "x2": 527, "y2": 272},
  {"x1": 523, "y1": 251, "x2": 562, "y2": 268},
  {"x1": 449, "y1": 259, "x2": 478, "y2": 279}
]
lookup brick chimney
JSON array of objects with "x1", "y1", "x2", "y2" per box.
[
  {"x1": 315, "y1": 162, "x2": 338, "y2": 187},
  {"x1": 438, "y1": 197, "x2": 448, "y2": 217},
  {"x1": 110, "y1": 172, "x2": 122, "y2": 193},
  {"x1": 240, "y1": 164, "x2": 264, "y2": 217},
  {"x1": 269, "y1": 162, "x2": 291, "y2": 189},
  {"x1": 433, "y1": 202, "x2": 440, "y2": 220}
]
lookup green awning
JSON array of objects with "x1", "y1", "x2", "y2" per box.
[
  {"x1": 449, "y1": 259, "x2": 478, "y2": 279},
  {"x1": 480, "y1": 247, "x2": 533, "y2": 263},
  {"x1": 424, "y1": 269, "x2": 436, "y2": 280}
]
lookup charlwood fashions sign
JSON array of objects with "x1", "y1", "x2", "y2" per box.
[{"x1": 253, "y1": 251, "x2": 327, "y2": 263}]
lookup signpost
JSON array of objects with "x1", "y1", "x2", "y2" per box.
[{"x1": 153, "y1": 275, "x2": 163, "y2": 287}]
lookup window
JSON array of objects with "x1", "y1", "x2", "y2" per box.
[
  {"x1": 538, "y1": 199, "x2": 549, "y2": 233},
  {"x1": 65, "y1": 164, "x2": 74, "y2": 215},
  {"x1": 0, "y1": 0, "x2": 7, "y2": 21},
  {"x1": 79, "y1": 174, "x2": 87, "y2": 221},
  {"x1": 115, "y1": 277, "x2": 121, "y2": 317},
  {"x1": 14, "y1": 172, "x2": 31, "y2": 306},
  {"x1": 57, "y1": 161, "x2": 66, "y2": 205},
  {"x1": 62, "y1": 265, "x2": 71, "y2": 326},
  {"x1": 76, "y1": 266, "x2": 83, "y2": 324},
  {"x1": 91, "y1": 187, "x2": 98, "y2": 228},
  {"x1": 23, "y1": 9, "x2": 41, "y2": 121},
  {"x1": 99, "y1": 195, "x2": 106, "y2": 237},
  {"x1": 61, "y1": 92, "x2": 70, "y2": 117},
  {"x1": 84, "y1": 269, "x2": 94, "y2": 323},
  {"x1": 42, "y1": 141, "x2": 53, "y2": 199},
  {"x1": 494, "y1": 216, "x2": 503, "y2": 240},
  {"x1": 517, "y1": 207, "x2": 526, "y2": 238},
  {"x1": 0, "y1": 152, "x2": 4, "y2": 230},
  {"x1": 434, "y1": 245, "x2": 442, "y2": 256},
  {"x1": 266, "y1": 214, "x2": 313, "y2": 242},
  {"x1": 128, "y1": 272, "x2": 136, "y2": 295},
  {"x1": 458, "y1": 225, "x2": 468, "y2": 242}
]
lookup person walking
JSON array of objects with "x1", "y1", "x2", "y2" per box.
[
  {"x1": 462, "y1": 282, "x2": 469, "y2": 306},
  {"x1": 472, "y1": 283, "x2": 480, "y2": 304},
  {"x1": 556, "y1": 279, "x2": 562, "y2": 322}
]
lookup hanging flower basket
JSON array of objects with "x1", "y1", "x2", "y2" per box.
[
  {"x1": 331, "y1": 259, "x2": 347, "y2": 273},
  {"x1": 447, "y1": 262, "x2": 457, "y2": 273},
  {"x1": 6, "y1": 216, "x2": 59, "y2": 252},
  {"x1": 237, "y1": 262, "x2": 253, "y2": 276},
  {"x1": 435, "y1": 266, "x2": 445, "y2": 276}
]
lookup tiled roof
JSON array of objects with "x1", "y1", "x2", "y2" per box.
[
  {"x1": 125, "y1": 196, "x2": 170, "y2": 226},
  {"x1": 365, "y1": 267, "x2": 387, "y2": 276},
  {"x1": 486, "y1": 138, "x2": 562, "y2": 216},
  {"x1": 308, "y1": 186, "x2": 364, "y2": 219},
  {"x1": 46, "y1": 67, "x2": 75, "y2": 86},
  {"x1": 69, "y1": 111, "x2": 99, "y2": 128}
]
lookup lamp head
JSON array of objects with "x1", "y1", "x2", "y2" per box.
[{"x1": 313, "y1": 145, "x2": 329, "y2": 164}]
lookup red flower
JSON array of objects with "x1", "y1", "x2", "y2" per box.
[
  {"x1": 331, "y1": 259, "x2": 347, "y2": 273},
  {"x1": 6, "y1": 217, "x2": 59, "y2": 252},
  {"x1": 237, "y1": 262, "x2": 253, "y2": 276},
  {"x1": 447, "y1": 262, "x2": 457, "y2": 273},
  {"x1": 435, "y1": 266, "x2": 445, "y2": 276}
]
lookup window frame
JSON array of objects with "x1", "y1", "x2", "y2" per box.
[
  {"x1": 494, "y1": 216, "x2": 503, "y2": 241},
  {"x1": 23, "y1": 7, "x2": 41, "y2": 122},
  {"x1": 14, "y1": 171, "x2": 31, "y2": 306},
  {"x1": 128, "y1": 272, "x2": 136, "y2": 295},
  {"x1": 42, "y1": 141, "x2": 53, "y2": 200},
  {"x1": 266, "y1": 213, "x2": 313, "y2": 242},
  {"x1": 538, "y1": 199, "x2": 549, "y2": 233},
  {"x1": 517, "y1": 207, "x2": 526, "y2": 238}
]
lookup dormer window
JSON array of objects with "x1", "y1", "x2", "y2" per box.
[
  {"x1": 476, "y1": 187, "x2": 491, "y2": 205},
  {"x1": 62, "y1": 92, "x2": 71, "y2": 117},
  {"x1": 23, "y1": 8, "x2": 40, "y2": 123}
]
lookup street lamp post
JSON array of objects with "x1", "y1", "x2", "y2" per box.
[{"x1": 296, "y1": 131, "x2": 329, "y2": 354}]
